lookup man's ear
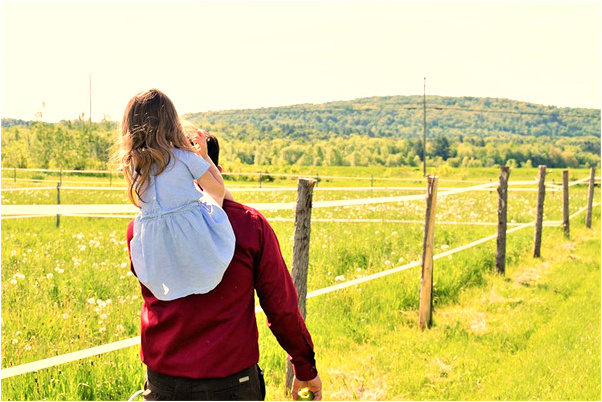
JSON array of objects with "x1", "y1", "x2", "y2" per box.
[{"x1": 217, "y1": 165, "x2": 223, "y2": 173}]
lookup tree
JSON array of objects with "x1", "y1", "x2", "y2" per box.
[{"x1": 433, "y1": 135, "x2": 451, "y2": 160}]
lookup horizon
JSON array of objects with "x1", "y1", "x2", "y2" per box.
[
  {"x1": 2, "y1": 1, "x2": 600, "y2": 123},
  {"x1": 3, "y1": 92, "x2": 601, "y2": 124}
]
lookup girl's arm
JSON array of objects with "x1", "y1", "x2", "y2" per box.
[{"x1": 193, "y1": 130, "x2": 226, "y2": 206}]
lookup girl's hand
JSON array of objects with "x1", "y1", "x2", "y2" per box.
[{"x1": 192, "y1": 129, "x2": 209, "y2": 158}]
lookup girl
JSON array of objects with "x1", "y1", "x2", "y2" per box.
[{"x1": 114, "y1": 88, "x2": 235, "y2": 301}]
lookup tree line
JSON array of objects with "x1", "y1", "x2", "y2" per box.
[{"x1": 1, "y1": 95, "x2": 600, "y2": 170}]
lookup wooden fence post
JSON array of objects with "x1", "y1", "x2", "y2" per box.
[
  {"x1": 533, "y1": 165, "x2": 546, "y2": 258},
  {"x1": 14, "y1": 167, "x2": 17, "y2": 182},
  {"x1": 56, "y1": 182, "x2": 61, "y2": 228},
  {"x1": 562, "y1": 170, "x2": 570, "y2": 238},
  {"x1": 586, "y1": 167, "x2": 595, "y2": 228},
  {"x1": 285, "y1": 177, "x2": 316, "y2": 392},
  {"x1": 109, "y1": 171, "x2": 112, "y2": 187},
  {"x1": 258, "y1": 172, "x2": 262, "y2": 188},
  {"x1": 371, "y1": 175, "x2": 374, "y2": 188},
  {"x1": 419, "y1": 175, "x2": 438, "y2": 331},
  {"x1": 59, "y1": 169, "x2": 62, "y2": 186},
  {"x1": 496, "y1": 166, "x2": 510, "y2": 275}
]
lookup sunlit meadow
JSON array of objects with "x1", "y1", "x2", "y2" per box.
[{"x1": 1, "y1": 167, "x2": 599, "y2": 400}]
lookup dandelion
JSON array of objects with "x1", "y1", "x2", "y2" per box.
[
  {"x1": 79, "y1": 245, "x2": 86, "y2": 252},
  {"x1": 120, "y1": 262, "x2": 128, "y2": 268},
  {"x1": 76, "y1": 233, "x2": 85, "y2": 239},
  {"x1": 46, "y1": 273, "x2": 54, "y2": 279},
  {"x1": 57, "y1": 269, "x2": 64, "y2": 274},
  {"x1": 10, "y1": 279, "x2": 17, "y2": 285},
  {"x1": 127, "y1": 271, "x2": 133, "y2": 277},
  {"x1": 100, "y1": 314, "x2": 108, "y2": 320},
  {"x1": 87, "y1": 298, "x2": 96, "y2": 304}
]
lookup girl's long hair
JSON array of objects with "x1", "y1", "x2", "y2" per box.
[{"x1": 112, "y1": 89, "x2": 195, "y2": 207}]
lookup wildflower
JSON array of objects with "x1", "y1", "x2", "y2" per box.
[
  {"x1": 76, "y1": 233, "x2": 84, "y2": 239},
  {"x1": 322, "y1": 244, "x2": 327, "y2": 249},
  {"x1": 12, "y1": 339, "x2": 18, "y2": 344},
  {"x1": 385, "y1": 260, "x2": 392, "y2": 266},
  {"x1": 63, "y1": 313, "x2": 69, "y2": 319},
  {"x1": 47, "y1": 273, "x2": 54, "y2": 279},
  {"x1": 11, "y1": 250, "x2": 17, "y2": 257},
  {"x1": 79, "y1": 245, "x2": 86, "y2": 251},
  {"x1": 116, "y1": 324, "x2": 125, "y2": 332},
  {"x1": 392, "y1": 231, "x2": 398, "y2": 236},
  {"x1": 15, "y1": 331, "x2": 22, "y2": 336},
  {"x1": 335, "y1": 275, "x2": 345, "y2": 282},
  {"x1": 10, "y1": 279, "x2": 17, "y2": 285},
  {"x1": 57, "y1": 269, "x2": 64, "y2": 274},
  {"x1": 87, "y1": 298, "x2": 96, "y2": 304},
  {"x1": 99, "y1": 327, "x2": 106, "y2": 333},
  {"x1": 105, "y1": 299, "x2": 112, "y2": 305},
  {"x1": 121, "y1": 262, "x2": 128, "y2": 268},
  {"x1": 120, "y1": 276, "x2": 126, "y2": 280},
  {"x1": 27, "y1": 249, "x2": 32, "y2": 253},
  {"x1": 25, "y1": 345, "x2": 32, "y2": 351},
  {"x1": 127, "y1": 271, "x2": 133, "y2": 277},
  {"x1": 441, "y1": 245, "x2": 450, "y2": 250}
]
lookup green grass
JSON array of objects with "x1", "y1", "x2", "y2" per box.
[{"x1": 1, "y1": 167, "x2": 600, "y2": 400}]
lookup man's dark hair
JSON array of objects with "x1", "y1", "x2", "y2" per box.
[{"x1": 206, "y1": 134, "x2": 219, "y2": 166}]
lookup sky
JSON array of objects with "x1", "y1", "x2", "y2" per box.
[{"x1": 1, "y1": 1, "x2": 600, "y2": 123}]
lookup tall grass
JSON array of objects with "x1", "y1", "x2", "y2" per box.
[{"x1": 1, "y1": 168, "x2": 599, "y2": 400}]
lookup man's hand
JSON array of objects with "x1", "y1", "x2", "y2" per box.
[{"x1": 291, "y1": 375, "x2": 322, "y2": 401}]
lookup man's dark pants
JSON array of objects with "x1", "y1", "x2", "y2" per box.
[{"x1": 143, "y1": 364, "x2": 265, "y2": 401}]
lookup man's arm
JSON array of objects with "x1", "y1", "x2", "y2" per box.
[{"x1": 252, "y1": 214, "x2": 322, "y2": 399}]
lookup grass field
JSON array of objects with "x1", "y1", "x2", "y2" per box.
[{"x1": 1, "y1": 167, "x2": 600, "y2": 400}]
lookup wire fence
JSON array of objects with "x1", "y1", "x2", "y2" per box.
[{"x1": 0, "y1": 167, "x2": 600, "y2": 382}]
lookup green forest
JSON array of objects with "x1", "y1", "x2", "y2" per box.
[{"x1": 2, "y1": 95, "x2": 600, "y2": 170}]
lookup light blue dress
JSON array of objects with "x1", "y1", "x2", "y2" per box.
[{"x1": 130, "y1": 148, "x2": 235, "y2": 301}]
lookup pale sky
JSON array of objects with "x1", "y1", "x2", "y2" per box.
[{"x1": 1, "y1": 1, "x2": 600, "y2": 122}]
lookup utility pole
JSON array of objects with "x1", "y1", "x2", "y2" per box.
[
  {"x1": 422, "y1": 76, "x2": 427, "y2": 176},
  {"x1": 89, "y1": 74, "x2": 92, "y2": 123}
]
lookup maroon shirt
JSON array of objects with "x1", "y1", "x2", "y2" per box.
[{"x1": 127, "y1": 199, "x2": 317, "y2": 380}]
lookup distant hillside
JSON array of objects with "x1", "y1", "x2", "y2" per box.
[
  {"x1": 185, "y1": 95, "x2": 601, "y2": 141},
  {"x1": 2, "y1": 96, "x2": 600, "y2": 170}
]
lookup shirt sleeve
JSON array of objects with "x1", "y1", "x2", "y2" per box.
[
  {"x1": 253, "y1": 213, "x2": 318, "y2": 381},
  {"x1": 178, "y1": 149, "x2": 210, "y2": 179}
]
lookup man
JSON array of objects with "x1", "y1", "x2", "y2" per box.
[{"x1": 126, "y1": 132, "x2": 322, "y2": 401}]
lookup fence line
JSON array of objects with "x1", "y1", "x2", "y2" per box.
[
  {"x1": 5, "y1": 174, "x2": 598, "y2": 218},
  {"x1": 0, "y1": 218, "x2": 545, "y2": 380},
  {"x1": 1, "y1": 186, "x2": 599, "y2": 380}
]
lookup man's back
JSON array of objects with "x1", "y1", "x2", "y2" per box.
[{"x1": 127, "y1": 199, "x2": 317, "y2": 380}]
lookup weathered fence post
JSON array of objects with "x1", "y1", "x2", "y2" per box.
[
  {"x1": 56, "y1": 182, "x2": 61, "y2": 228},
  {"x1": 14, "y1": 167, "x2": 17, "y2": 183},
  {"x1": 285, "y1": 177, "x2": 316, "y2": 392},
  {"x1": 109, "y1": 171, "x2": 112, "y2": 187},
  {"x1": 371, "y1": 175, "x2": 374, "y2": 188},
  {"x1": 496, "y1": 166, "x2": 510, "y2": 275},
  {"x1": 586, "y1": 167, "x2": 595, "y2": 228},
  {"x1": 533, "y1": 165, "x2": 546, "y2": 258},
  {"x1": 419, "y1": 175, "x2": 438, "y2": 331},
  {"x1": 59, "y1": 169, "x2": 63, "y2": 186},
  {"x1": 562, "y1": 170, "x2": 570, "y2": 239},
  {"x1": 258, "y1": 172, "x2": 262, "y2": 188}
]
